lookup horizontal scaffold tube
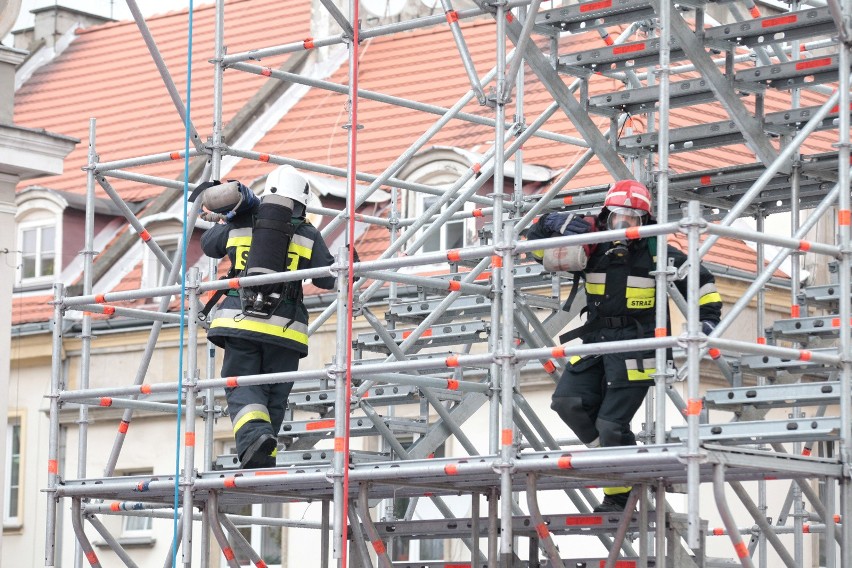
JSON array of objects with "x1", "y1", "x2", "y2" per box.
[
  {"x1": 708, "y1": 337, "x2": 840, "y2": 366},
  {"x1": 96, "y1": 148, "x2": 203, "y2": 172},
  {"x1": 703, "y1": 222, "x2": 841, "y2": 258},
  {"x1": 82, "y1": 505, "x2": 324, "y2": 529}
]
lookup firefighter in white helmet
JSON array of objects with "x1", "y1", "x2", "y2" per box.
[
  {"x1": 200, "y1": 166, "x2": 335, "y2": 468},
  {"x1": 528, "y1": 180, "x2": 722, "y2": 511}
]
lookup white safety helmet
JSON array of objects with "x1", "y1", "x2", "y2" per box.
[{"x1": 264, "y1": 165, "x2": 313, "y2": 207}]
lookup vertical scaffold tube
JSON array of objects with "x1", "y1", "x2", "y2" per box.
[
  {"x1": 211, "y1": 0, "x2": 225, "y2": 180},
  {"x1": 654, "y1": 0, "x2": 673, "y2": 449},
  {"x1": 494, "y1": 4, "x2": 514, "y2": 568},
  {"x1": 685, "y1": 200, "x2": 703, "y2": 548},
  {"x1": 331, "y1": 245, "x2": 351, "y2": 566},
  {"x1": 45, "y1": 283, "x2": 65, "y2": 567},
  {"x1": 836, "y1": 1, "x2": 852, "y2": 559},
  {"x1": 714, "y1": 465, "x2": 755, "y2": 568},
  {"x1": 181, "y1": 267, "x2": 201, "y2": 567},
  {"x1": 75, "y1": 117, "x2": 97, "y2": 568}
]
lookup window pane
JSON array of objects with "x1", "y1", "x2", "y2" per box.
[
  {"x1": 41, "y1": 254, "x2": 55, "y2": 277},
  {"x1": 21, "y1": 229, "x2": 36, "y2": 254},
  {"x1": 422, "y1": 230, "x2": 440, "y2": 253},
  {"x1": 445, "y1": 221, "x2": 464, "y2": 250},
  {"x1": 420, "y1": 538, "x2": 444, "y2": 560},
  {"x1": 41, "y1": 226, "x2": 55, "y2": 254},
  {"x1": 6, "y1": 424, "x2": 20, "y2": 520},
  {"x1": 124, "y1": 514, "x2": 152, "y2": 532},
  {"x1": 21, "y1": 257, "x2": 36, "y2": 279}
]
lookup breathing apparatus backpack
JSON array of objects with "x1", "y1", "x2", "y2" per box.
[{"x1": 239, "y1": 192, "x2": 298, "y2": 319}]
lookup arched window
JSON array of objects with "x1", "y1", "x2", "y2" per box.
[{"x1": 15, "y1": 190, "x2": 65, "y2": 288}]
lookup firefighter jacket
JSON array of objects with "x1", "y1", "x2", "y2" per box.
[
  {"x1": 201, "y1": 212, "x2": 336, "y2": 357},
  {"x1": 527, "y1": 213, "x2": 723, "y2": 384}
]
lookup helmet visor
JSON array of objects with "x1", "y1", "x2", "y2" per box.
[{"x1": 606, "y1": 206, "x2": 646, "y2": 231}]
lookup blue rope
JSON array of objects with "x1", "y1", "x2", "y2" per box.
[{"x1": 173, "y1": 1, "x2": 194, "y2": 565}]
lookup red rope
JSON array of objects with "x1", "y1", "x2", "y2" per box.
[{"x1": 340, "y1": 1, "x2": 360, "y2": 565}]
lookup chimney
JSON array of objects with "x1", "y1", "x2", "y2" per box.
[{"x1": 13, "y1": 5, "x2": 113, "y2": 52}]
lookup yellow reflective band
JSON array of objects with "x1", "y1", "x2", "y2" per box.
[
  {"x1": 532, "y1": 249, "x2": 544, "y2": 260},
  {"x1": 227, "y1": 236, "x2": 252, "y2": 248},
  {"x1": 625, "y1": 287, "x2": 655, "y2": 299},
  {"x1": 627, "y1": 298, "x2": 655, "y2": 309},
  {"x1": 585, "y1": 283, "x2": 605, "y2": 295},
  {"x1": 270, "y1": 447, "x2": 278, "y2": 457},
  {"x1": 569, "y1": 355, "x2": 582, "y2": 365},
  {"x1": 233, "y1": 410, "x2": 271, "y2": 435},
  {"x1": 290, "y1": 242, "x2": 312, "y2": 260},
  {"x1": 604, "y1": 486, "x2": 632, "y2": 496},
  {"x1": 211, "y1": 318, "x2": 309, "y2": 346},
  {"x1": 627, "y1": 368, "x2": 656, "y2": 381},
  {"x1": 699, "y1": 292, "x2": 723, "y2": 305}
]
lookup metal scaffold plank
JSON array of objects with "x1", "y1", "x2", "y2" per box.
[
  {"x1": 705, "y1": 381, "x2": 845, "y2": 409},
  {"x1": 669, "y1": 416, "x2": 842, "y2": 444}
]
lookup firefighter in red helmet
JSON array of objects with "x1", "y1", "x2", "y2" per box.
[{"x1": 528, "y1": 180, "x2": 722, "y2": 512}]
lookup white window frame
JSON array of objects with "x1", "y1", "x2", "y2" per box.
[
  {"x1": 15, "y1": 191, "x2": 65, "y2": 288},
  {"x1": 16, "y1": 218, "x2": 61, "y2": 286},
  {"x1": 142, "y1": 236, "x2": 179, "y2": 289},
  {"x1": 120, "y1": 470, "x2": 154, "y2": 537},
  {"x1": 4, "y1": 416, "x2": 23, "y2": 528}
]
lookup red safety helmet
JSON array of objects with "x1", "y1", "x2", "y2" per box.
[{"x1": 603, "y1": 180, "x2": 652, "y2": 214}]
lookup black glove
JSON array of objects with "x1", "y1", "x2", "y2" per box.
[
  {"x1": 347, "y1": 244, "x2": 360, "y2": 263},
  {"x1": 543, "y1": 213, "x2": 591, "y2": 236},
  {"x1": 701, "y1": 320, "x2": 716, "y2": 335}
]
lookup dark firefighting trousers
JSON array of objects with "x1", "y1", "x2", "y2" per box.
[{"x1": 221, "y1": 337, "x2": 299, "y2": 463}]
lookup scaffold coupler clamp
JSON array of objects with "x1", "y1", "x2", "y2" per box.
[{"x1": 826, "y1": 0, "x2": 852, "y2": 46}]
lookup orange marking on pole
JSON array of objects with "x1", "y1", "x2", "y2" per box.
[
  {"x1": 226, "y1": 377, "x2": 239, "y2": 387},
  {"x1": 255, "y1": 470, "x2": 287, "y2": 476},
  {"x1": 735, "y1": 542, "x2": 749, "y2": 558},
  {"x1": 472, "y1": 163, "x2": 481, "y2": 173},
  {"x1": 799, "y1": 350, "x2": 812, "y2": 362},
  {"x1": 763, "y1": 14, "x2": 797, "y2": 27},
  {"x1": 139, "y1": 229, "x2": 151, "y2": 241},
  {"x1": 700, "y1": 175, "x2": 712, "y2": 185},
  {"x1": 261, "y1": 67, "x2": 272, "y2": 76},
  {"x1": 835, "y1": 514, "x2": 842, "y2": 523},
  {"x1": 713, "y1": 528, "x2": 724, "y2": 535},
  {"x1": 506, "y1": 12, "x2": 513, "y2": 22},
  {"x1": 798, "y1": 240, "x2": 811, "y2": 252},
  {"x1": 446, "y1": 355, "x2": 459, "y2": 367},
  {"x1": 119, "y1": 420, "x2": 130, "y2": 434},
  {"x1": 303, "y1": 38, "x2": 315, "y2": 50},
  {"x1": 625, "y1": 227, "x2": 641, "y2": 240},
  {"x1": 111, "y1": 502, "x2": 121, "y2": 511},
  {"x1": 536, "y1": 523, "x2": 550, "y2": 538},
  {"x1": 708, "y1": 348, "x2": 721, "y2": 359},
  {"x1": 48, "y1": 460, "x2": 58, "y2": 474},
  {"x1": 803, "y1": 524, "x2": 811, "y2": 533},
  {"x1": 791, "y1": 305, "x2": 800, "y2": 318},
  {"x1": 95, "y1": 294, "x2": 106, "y2": 304},
  {"x1": 372, "y1": 540, "x2": 386, "y2": 554},
  {"x1": 833, "y1": 318, "x2": 841, "y2": 328},
  {"x1": 686, "y1": 398, "x2": 703, "y2": 416},
  {"x1": 224, "y1": 477, "x2": 236, "y2": 488},
  {"x1": 306, "y1": 419, "x2": 336, "y2": 431},
  {"x1": 491, "y1": 255, "x2": 503, "y2": 268},
  {"x1": 502, "y1": 428, "x2": 513, "y2": 446},
  {"x1": 566, "y1": 515, "x2": 603, "y2": 526},
  {"x1": 85, "y1": 551, "x2": 98, "y2": 565},
  {"x1": 757, "y1": 337, "x2": 766, "y2": 345},
  {"x1": 840, "y1": 210, "x2": 852, "y2": 226},
  {"x1": 750, "y1": 6, "x2": 761, "y2": 17},
  {"x1": 655, "y1": 327, "x2": 666, "y2": 337},
  {"x1": 185, "y1": 432, "x2": 195, "y2": 447},
  {"x1": 472, "y1": 208, "x2": 484, "y2": 217},
  {"x1": 334, "y1": 437, "x2": 344, "y2": 452},
  {"x1": 447, "y1": 249, "x2": 462, "y2": 262},
  {"x1": 444, "y1": 464, "x2": 458, "y2": 475},
  {"x1": 603, "y1": 34, "x2": 614, "y2": 46},
  {"x1": 256, "y1": 560, "x2": 269, "y2": 568},
  {"x1": 103, "y1": 306, "x2": 115, "y2": 315},
  {"x1": 140, "y1": 384, "x2": 152, "y2": 394},
  {"x1": 557, "y1": 455, "x2": 572, "y2": 469},
  {"x1": 170, "y1": 152, "x2": 181, "y2": 160},
  {"x1": 259, "y1": 154, "x2": 270, "y2": 163},
  {"x1": 446, "y1": 10, "x2": 459, "y2": 23},
  {"x1": 100, "y1": 397, "x2": 112, "y2": 407},
  {"x1": 447, "y1": 379, "x2": 460, "y2": 390},
  {"x1": 445, "y1": 565, "x2": 472, "y2": 568},
  {"x1": 448, "y1": 280, "x2": 462, "y2": 292},
  {"x1": 552, "y1": 346, "x2": 565, "y2": 358},
  {"x1": 223, "y1": 547, "x2": 235, "y2": 560},
  {"x1": 562, "y1": 196, "x2": 573, "y2": 205},
  {"x1": 580, "y1": 0, "x2": 613, "y2": 12},
  {"x1": 543, "y1": 360, "x2": 556, "y2": 374},
  {"x1": 802, "y1": 447, "x2": 812, "y2": 456},
  {"x1": 613, "y1": 43, "x2": 645, "y2": 55},
  {"x1": 228, "y1": 278, "x2": 241, "y2": 289},
  {"x1": 796, "y1": 57, "x2": 831, "y2": 70}
]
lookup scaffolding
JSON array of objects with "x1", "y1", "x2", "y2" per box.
[{"x1": 40, "y1": 0, "x2": 852, "y2": 566}]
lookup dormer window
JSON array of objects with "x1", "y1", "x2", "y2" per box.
[{"x1": 15, "y1": 190, "x2": 65, "y2": 288}]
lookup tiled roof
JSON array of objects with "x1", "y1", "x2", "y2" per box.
[{"x1": 14, "y1": 0, "x2": 305, "y2": 202}]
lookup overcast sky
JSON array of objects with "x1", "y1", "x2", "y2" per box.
[{"x1": 4, "y1": 0, "x2": 214, "y2": 45}]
